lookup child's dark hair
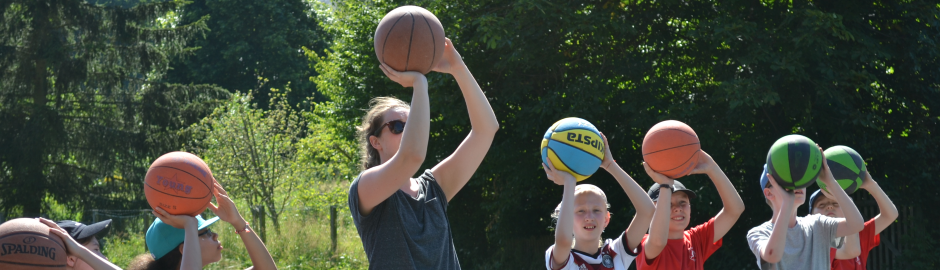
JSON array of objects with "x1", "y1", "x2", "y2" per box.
[{"x1": 127, "y1": 244, "x2": 183, "y2": 270}]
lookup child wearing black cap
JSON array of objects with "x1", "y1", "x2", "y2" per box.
[
  {"x1": 54, "y1": 218, "x2": 114, "y2": 270},
  {"x1": 636, "y1": 151, "x2": 745, "y2": 270},
  {"x1": 746, "y1": 146, "x2": 865, "y2": 270}
]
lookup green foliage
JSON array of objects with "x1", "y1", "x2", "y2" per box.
[
  {"x1": 0, "y1": 0, "x2": 229, "y2": 216},
  {"x1": 165, "y1": 0, "x2": 330, "y2": 107},
  {"x1": 186, "y1": 84, "x2": 305, "y2": 241},
  {"x1": 313, "y1": 0, "x2": 940, "y2": 268}
]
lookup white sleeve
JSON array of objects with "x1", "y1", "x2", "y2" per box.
[
  {"x1": 545, "y1": 245, "x2": 577, "y2": 270},
  {"x1": 610, "y1": 232, "x2": 638, "y2": 267}
]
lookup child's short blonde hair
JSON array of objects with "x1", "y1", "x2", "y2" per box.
[{"x1": 551, "y1": 184, "x2": 611, "y2": 220}]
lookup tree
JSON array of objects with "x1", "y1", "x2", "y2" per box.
[
  {"x1": 165, "y1": 0, "x2": 329, "y2": 108},
  {"x1": 312, "y1": 0, "x2": 940, "y2": 268},
  {"x1": 187, "y1": 84, "x2": 305, "y2": 242},
  {"x1": 0, "y1": 0, "x2": 228, "y2": 216}
]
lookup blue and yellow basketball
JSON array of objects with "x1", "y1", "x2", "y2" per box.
[
  {"x1": 817, "y1": 145, "x2": 866, "y2": 195},
  {"x1": 766, "y1": 134, "x2": 823, "y2": 190},
  {"x1": 540, "y1": 118, "x2": 605, "y2": 181}
]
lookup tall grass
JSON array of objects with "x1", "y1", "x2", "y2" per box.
[{"x1": 102, "y1": 208, "x2": 368, "y2": 269}]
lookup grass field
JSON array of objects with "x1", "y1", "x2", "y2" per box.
[{"x1": 101, "y1": 207, "x2": 368, "y2": 270}]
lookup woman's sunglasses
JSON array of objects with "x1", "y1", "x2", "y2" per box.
[
  {"x1": 373, "y1": 120, "x2": 405, "y2": 136},
  {"x1": 198, "y1": 228, "x2": 214, "y2": 237}
]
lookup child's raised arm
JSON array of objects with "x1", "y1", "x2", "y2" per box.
[
  {"x1": 599, "y1": 133, "x2": 654, "y2": 251},
  {"x1": 817, "y1": 145, "x2": 865, "y2": 237},
  {"x1": 758, "y1": 175, "x2": 796, "y2": 264},
  {"x1": 545, "y1": 162, "x2": 577, "y2": 268},
  {"x1": 688, "y1": 151, "x2": 745, "y2": 243},
  {"x1": 641, "y1": 162, "x2": 675, "y2": 260},
  {"x1": 860, "y1": 171, "x2": 898, "y2": 234},
  {"x1": 39, "y1": 218, "x2": 123, "y2": 270}
]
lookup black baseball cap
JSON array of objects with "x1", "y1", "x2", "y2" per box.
[
  {"x1": 647, "y1": 180, "x2": 697, "y2": 202},
  {"x1": 57, "y1": 219, "x2": 112, "y2": 241}
]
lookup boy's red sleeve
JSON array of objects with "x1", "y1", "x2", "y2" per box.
[{"x1": 688, "y1": 217, "x2": 723, "y2": 261}]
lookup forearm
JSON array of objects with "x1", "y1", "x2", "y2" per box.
[
  {"x1": 708, "y1": 167, "x2": 744, "y2": 214},
  {"x1": 645, "y1": 187, "x2": 671, "y2": 258},
  {"x1": 762, "y1": 203, "x2": 792, "y2": 263},
  {"x1": 180, "y1": 224, "x2": 202, "y2": 270},
  {"x1": 71, "y1": 246, "x2": 122, "y2": 270},
  {"x1": 836, "y1": 233, "x2": 861, "y2": 259},
  {"x1": 396, "y1": 78, "x2": 431, "y2": 163},
  {"x1": 827, "y1": 179, "x2": 864, "y2": 234},
  {"x1": 553, "y1": 180, "x2": 576, "y2": 261},
  {"x1": 452, "y1": 66, "x2": 499, "y2": 133},
  {"x1": 239, "y1": 224, "x2": 277, "y2": 270},
  {"x1": 865, "y1": 180, "x2": 898, "y2": 233}
]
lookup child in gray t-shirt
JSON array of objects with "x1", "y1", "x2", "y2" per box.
[{"x1": 746, "y1": 160, "x2": 864, "y2": 270}]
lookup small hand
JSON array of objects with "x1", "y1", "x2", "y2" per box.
[
  {"x1": 431, "y1": 38, "x2": 466, "y2": 74},
  {"x1": 152, "y1": 207, "x2": 198, "y2": 229},
  {"x1": 37, "y1": 218, "x2": 82, "y2": 255},
  {"x1": 687, "y1": 150, "x2": 717, "y2": 175},
  {"x1": 599, "y1": 132, "x2": 614, "y2": 171},
  {"x1": 643, "y1": 162, "x2": 674, "y2": 185},
  {"x1": 766, "y1": 174, "x2": 795, "y2": 207},
  {"x1": 208, "y1": 180, "x2": 247, "y2": 228},
  {"x1": 379, "y1": 63, "x2": 426, "y2": 88},
  {"x1": 816, "y1": 144, "x2": 837, "y2": 185},
  {"x1": 544, "y1": 162, "x2": 576, "y2": 186}
]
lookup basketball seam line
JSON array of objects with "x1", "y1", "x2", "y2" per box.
[
  {"x1": 145, "y1": 166, "x2": 213, "y2": 200},
  {"x1": 0, "y1": 232, "x2": 66, "y2": 249},
  {"x1": 547, "y1": 146, "x2": 588, "y2": 177},
  {"x1": 424, "y1": 14, "x2": 436, "y2": 73},
  {"x1": 647, "y1": 127, "x2": 698, "y2": 139},
  {"x1": 381, "y1": 13, "x2": 408, "y2": 66},
  {"x1": 551, "y1": 138, "x2": 604, "y2": 161},
  {"x1": 642, "y1": 142, "x2": 701, "y2": 156},
  {"x1": 404, "y1": 12, "x2": 415, "y2": 71},
  {"x1": 650, "y1": 149, "x2": 701, "y2": 173}
]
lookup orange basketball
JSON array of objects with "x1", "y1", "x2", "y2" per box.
[
  {"x1": 642, "y1": 120, "x2": 701, "y2": 179},
  {"x1": 0, "y1": 218, "x2": 67, "y2": 269},
  {"x1": 144, "y1": 152, "x2": 215, "y2": 216},
  {"x1": 374, "y1": 5, "x2": 445, "y2": 74}
]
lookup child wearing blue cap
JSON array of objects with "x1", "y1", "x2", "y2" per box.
[
  {"x1": 128, "y1": 182, "x2": 277, "y2": 270},
  {"x1": 746, "y1": 148, "x2": 865, "y2": 270}
]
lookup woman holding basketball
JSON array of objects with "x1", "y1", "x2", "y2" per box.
[
  {"x1": 128, "y1": 182, "x2": 277, "y2": 270},
  {"x1": 347, "y1": 37, "x2": 499, "y2": 269},
  {"x1": 543, "y1": 134, "x2": 655, "y2": 270}
]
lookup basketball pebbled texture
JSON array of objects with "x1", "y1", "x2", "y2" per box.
[
  {"x1": 540, "y1": 117, "x2": 605, "y2": 182},
  {"x1": 0, "y1": 218, "x2": 67, "y2": 269},
  {"x1": 642, "y1": 120, "x2": 701, "y2": 179},
  {"x1": 766, "y1": 135, "x2": 823, "y2": 190},
  {"x1": 374, "y1": 5, "x2": 445, "y2": 74},
  {"x1": 817, "y1": 145, "x2": 866, "y2": 195},
  {"x1": 144, "y1": 152, "x2": 215, "y2": 216}
]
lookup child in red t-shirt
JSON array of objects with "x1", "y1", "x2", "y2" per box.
[
  {"x1": 635, "y1": 151, "x2": 745, "y2": 270},
  {"x1": 810, "y1": 171, "x2": 898, "y2": 270}
]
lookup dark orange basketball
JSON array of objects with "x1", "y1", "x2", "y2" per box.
[
  {"x1": 0, "y1": 218, "x2": 67, "y2": 269},
  {"x1": 374, "y1": 5, "x2": 445, "y2": 74},
  {"x1": 642, "y1": 120, "x2": 701, "y2": 179},
  {"x1": 144, "y1": 152, "x2": 215, "y2": 216}
]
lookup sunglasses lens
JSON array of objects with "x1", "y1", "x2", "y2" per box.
[{"x1": 390, "y1": 121, "x2": 405, "y2": 134}]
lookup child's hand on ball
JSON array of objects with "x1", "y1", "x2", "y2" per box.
[
  {"x1": 643, "y1": 162, "x2": 674, "y2": 185},
  {"x1": 688, "y1": 150, "x2": 718, "y2": 175},
  {"x1": 859, "y1": 171, "x2": 875, "y2": 190},
  {"x1": 37, "y1": 218, "x2": 83, "y2": 255},
  {"x1": 816, "y1": 144, "x2": 837, "y2": 186},
  {"x1": 599, "y1": 132, "x2": 615, "y2": 171},
  {"x1": 152, "y1": 207, "x2": 198, "y2": 230},
  {"x1": 544, "y1": 162, "x2": 575, "y2": 186},
  {"x1": 380, "y1": 63, "x2": 426, "y2": 88},
  {"x1": 208, "y1": 181, "x2": 247, "y2": 228}
]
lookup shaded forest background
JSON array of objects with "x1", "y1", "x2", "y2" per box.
[{"x1": 1, "y1": 0, "x2": 938, "y2": 268}]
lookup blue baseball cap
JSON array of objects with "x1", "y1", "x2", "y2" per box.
[
  {"x1": 809, "y1": 189, "x2": 823, "y2": 214},
  {"x1": 146, "y1": 215, "x2": 219, "y2": 259},
  {"x1": 759, "y1": 164, "x2": 770, "y2": 192}
]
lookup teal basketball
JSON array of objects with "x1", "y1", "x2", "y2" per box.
[
  {"x1": 540, "y1": 118, "x2": 606, "y2": 181},
  {"x1": 817, "y1": 145, "x2": 866, "y2": 195},
  {"x1": 766, "y1": 135, "x2": 823, "y2": 190}
]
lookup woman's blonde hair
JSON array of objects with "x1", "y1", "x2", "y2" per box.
[{"x1": 357, "y1": 97, "x2": 411, "y2": 170}]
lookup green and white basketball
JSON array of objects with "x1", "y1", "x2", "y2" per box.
[
  {"x1": 817, "y1": 145, "x2": 866, "y2": 195},
  {"x1": 766, "y1": 135, "x2": 823, "y2": 190}
]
